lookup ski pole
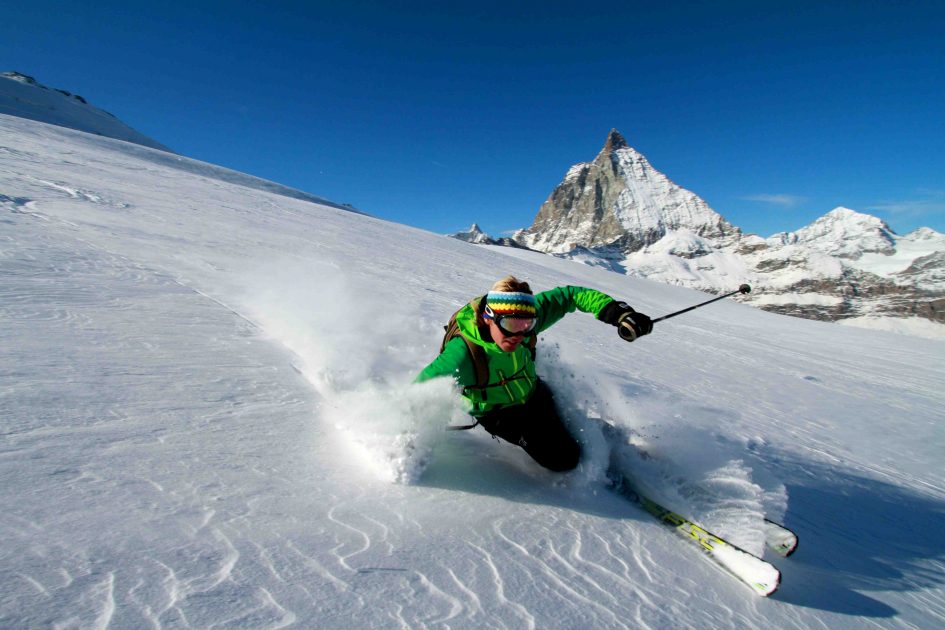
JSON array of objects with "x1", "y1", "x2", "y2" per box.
[{"x1": 651, "y1": 284, "x2": 751, "y2": 324}]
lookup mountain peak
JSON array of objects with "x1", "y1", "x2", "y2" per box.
[
  {"x1": 905, "y1": 226, "x2": 945, "y2": 242},
  {"x1": 818, "y1": 207, "x2": 894, "y2": 233},
  {"x1": 450, "y1": 223, "x2": 494, "y2": 244},
  {"x1": 825, "y1": 206, "x2": 875, "y2": 221},
  {"x1": 780, "y1": 206, "x2": 897, "y2": 258},
  {"x1": 518, "y1": 129, "x2": 736, "y2": 254},
  {"x1": 603, "y1": 128, "x2": 628, "y2": 152}
]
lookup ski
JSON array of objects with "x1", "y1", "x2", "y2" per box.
[
  {"x1": 763, "y1": 519, "x2": 798, "y2": 557},
  {"x1": 612, "y1": 476, "x2": 781, "y2": 597}
]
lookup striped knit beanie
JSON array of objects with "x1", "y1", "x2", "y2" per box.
[{"x1": 485, "y1": 291, "x2": 537, "y2": 318}]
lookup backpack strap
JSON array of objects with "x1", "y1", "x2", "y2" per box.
[
  {"x1": 524, "y1": 332, "x2": 537, "y2": 360},
  {"x1": 441, "y1": 296, "x2": 490, "y2": 393}
]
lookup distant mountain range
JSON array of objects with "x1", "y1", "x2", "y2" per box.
[
  {"x1": 450, "y1": 224, "x2": 532, "y2": 250},
  {"x1": 453, "y1": 130, "x2": 944, "y2": 331}
]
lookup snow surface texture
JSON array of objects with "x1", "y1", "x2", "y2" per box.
[{"x1": 2, "y1": 113, "x2": 945, "y2": 627}]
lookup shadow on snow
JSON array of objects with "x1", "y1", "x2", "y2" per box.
[{"x1": 418, "y1": 428, "x2": 945, "y2": 619}]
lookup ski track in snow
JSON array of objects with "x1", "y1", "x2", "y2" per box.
[{"x1": 2, "y1": 114, "x2": 945, "y2": 628}]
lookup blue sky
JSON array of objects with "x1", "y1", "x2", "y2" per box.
[{"x1": 5, "y1": 1, "x2": 945, "y2": 237}]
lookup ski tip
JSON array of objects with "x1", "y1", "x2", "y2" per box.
[
  {"x1": 768, "y1": 540, "x2": 798, "y2": 558},
  {"x1": 761, "y1": 574, "x2": 781, "y2": 597},
  {"x1": 763, "y1": 518, "x2": 799, "y2": 558},
  {"x1": 711, "y1": 539, "x2": 782, "y2": 597},
  {"x1": 750, "y1": 568, "x2": 781, "y2": 597}
]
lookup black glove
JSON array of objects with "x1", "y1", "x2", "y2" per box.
[{"x1": 599, "y1": 301, "x2": 653, "y2": 342}]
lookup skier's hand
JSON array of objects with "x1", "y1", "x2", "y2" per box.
[
  {"x1": 599, "y1": 301, "x2": 653, "y2": 342},
  {"x1": 617, "y1": 310, "x2": 652, "y2": 342}
]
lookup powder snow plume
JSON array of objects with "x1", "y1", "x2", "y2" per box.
[
  {"x1": 237, "y1": 259, "x2": 467, "y2": 483},
  {"x1": 534, "y1": 338, "x2": 787, "y2": 555}
]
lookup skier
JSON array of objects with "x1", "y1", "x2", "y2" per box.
[{"x1": 416, "y1": 276, "x2": 652, "y2": 472}]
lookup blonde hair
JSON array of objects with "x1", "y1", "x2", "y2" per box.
[{"x1": 491, "y1": 275, "x2": 532, "y2": 294}]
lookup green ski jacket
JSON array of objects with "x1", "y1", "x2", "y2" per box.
[{"x1": 415, "y1": 285, "x2": 615, "y2": 416}]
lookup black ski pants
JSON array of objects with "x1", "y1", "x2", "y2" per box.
[{"x1": 478, "y1": 380, "x2": 581, "y2": 472}]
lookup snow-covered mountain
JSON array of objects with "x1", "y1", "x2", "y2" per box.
[
  {"x1": 451, "y1": 222, "x2": 496, "y2": 244},
  {"x1": 518, "y1": 130, "x2": 739, "y2": 254},
  {"x1": 449, "y1": 222, "x2": 533, "y2": 249},
  {"x1": 3, "y1": 96, "x2": 945, "y2": 627},
  {"x1": 769, "y1": 207, "x2": 897, "y2": 258},
  {"x1": 0, "y1": 71, "x2": 172, "y2": 152},
  {"x1": 512, "y1": 130, "x2": 945, "y2": 338}
]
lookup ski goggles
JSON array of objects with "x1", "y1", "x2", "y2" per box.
[{"x1": 484, "y1": 305, "x2": 537, "y2": 336}]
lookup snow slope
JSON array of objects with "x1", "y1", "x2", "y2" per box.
[
  {"x1": 0, "y1": 72, "x2": 172, "y2": 152},
  {"x1": 2, "y1": 113, "x2": 944, "y2": 628}
]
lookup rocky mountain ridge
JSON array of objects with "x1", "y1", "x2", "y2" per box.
[
  {"x1": 517, "y1": 130, "x2": 740, "y2": 255},
  {"x1": 450, "y1": 223, "x2": 533, "y2": 249},
  {"x1": 462, "y1": 130, "x2": 945, "y2": 334}
]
